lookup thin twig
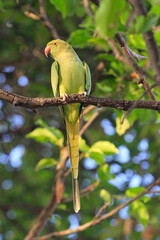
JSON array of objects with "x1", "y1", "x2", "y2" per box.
[
  {"x1": 93, "y1": 202, "x2": 110, "y2": 220},
  {"x1": 104, "y1": 36, "x2": 126, "y2": 63},
  {"x1": 115, "y1": 33, "x2": 153, "y2": 80},
  {"x1": 138, "y1": 76, "x2": 157, "y2": 101},
  {"x1": 80, "y1": 109, "x2": 102, "y2": 136},
  {"x1": 24, "y1": 11, "x2": 40, "y2": 20},
  {"x1": 115, "y1": 33, "x2": 153, "y2": 79},
  {"x1": 148, "y1": 191, "x2": 160, "y2": 194},
  {"x1": 82, "y1": 105, "x2": 96, "y2": 116},
  {"x1": 34, "y1": 178, "x2": 160, "y2": 239},
  {"x1": 128, "y1": 47, "x2": 147, "y2": 62}
]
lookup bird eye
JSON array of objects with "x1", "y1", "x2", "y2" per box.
[{"x1": 53, "y1": 42, "x2": 58, "y2": 46}]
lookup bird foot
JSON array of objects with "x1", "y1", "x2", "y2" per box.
[
  {"x1": 60, "y1": 93, "x2": 68, "y2": 101},
  {"x1": 80, "y1": 91, "x2": 87, "y2": 97}
]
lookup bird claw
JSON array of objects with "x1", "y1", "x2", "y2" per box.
[
  {"x1": 80, "y1": 91, "x2": 87, "y2": 97},
  {"x1": 60, "y1": 93, "x2": 68, "y2": 101}
]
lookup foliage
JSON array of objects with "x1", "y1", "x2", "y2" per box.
[{"x1": 0, "y1": 0, "x2": 160, "y2": 240}]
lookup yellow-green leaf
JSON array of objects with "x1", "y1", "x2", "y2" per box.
[
  {"x1": 26, "y1": 127, "x2": 63, "y2": 147},
  {"x1": 35, "y1": 158, "x2": 57, "y2": 171},
  {"x1": 50, "y1": 0, "x2": 76, "y2": 18},
  {"x1": 79, "y1": 137, "x2": 89, "y2": 153},
  {"x1": 95, "y1": 0, "x2": 125, "y2": 37},
  {"x1": 130, "y1": 200, "x2": 149, "y2": 227},
  {"x1": 100, "y1": 189, "x2": 112, "y2": 204},
  {"x1": 116, "y1": 116, "x2": 130, "y2": 136},
  {"x1": 98, "y1": 164, "x2": 115, "y2": 181},
  {"x1": 125, "y1": 187, "x2": 150, "y2": 203},
  {"x1": 89, "y1": 149, "x2": 105, "y2": 165},
  {"x1": 90, "y1": 141, "x2": 119, "y2": 155}
]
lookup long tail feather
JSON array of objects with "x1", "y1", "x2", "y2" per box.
[
  {"x1": 73, "y1": 178, "x2": 80, "y2": 213},
  {"x1": 65, "y1": 117, "x2": 80, "y2": 212}
]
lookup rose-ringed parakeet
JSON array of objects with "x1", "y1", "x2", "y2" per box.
[{"x1": 44, "y1": 39, "x2": 91, "y2": 212}]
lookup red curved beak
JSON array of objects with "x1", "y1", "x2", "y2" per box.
[{"x1": 44, "y1": 45, "x2": 51, "y2": 57}]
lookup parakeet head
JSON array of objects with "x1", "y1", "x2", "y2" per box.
[{"x1": 44, "y1": 39, "x2": 71, "y2": 60}]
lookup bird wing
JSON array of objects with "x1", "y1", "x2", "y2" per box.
[{"x1": 51, "y1": 61, "x2": 59, "y2": 98}]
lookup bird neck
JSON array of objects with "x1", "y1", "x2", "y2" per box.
[{"x1": 55, "y1": 49, "x2": 81, "y2": 64}]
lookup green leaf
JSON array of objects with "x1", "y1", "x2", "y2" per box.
[
  {"x1": 26, "y1": 127, "x2": 63, "y2": 147},
  {"x1": 125, "y1": 187, "x2": 150, "y2": 203},
  {"x1": 90, "y1": 141, "x2": 119, "y2": 156},
  {"x1": 95, "y1": 53, "x2": 115, "y2": 61},
  {"x1": 68, "y1": 29, "x2": 92, "y2": 48},
  {"x1": 49, "y1": 126, "x2": 64, "y2": 146},
  {"x1": 150, "y1": 2, "x2": 160, "y2": 15},
  {"x1": 53, "y1": 215, "x2": 62, "y2": 228},
  {"x1": 50, "y1": 0, "x2": 76, "y2": 18},
  {"x1": 57, "y1": 204, "x2": 67, "y2": 210},
  {"x1": 89, "y1": 150, "x2": 105, "y2": 165},
  {"x1": 96, "y1": 82, "x2": 112, "y2": 93},
  {"x1": 35, "y1": 119, "x2": 48, "y2": 128},
  {"x1": 100, "y1": 189, "x2": 112, "y2": 204},
  {"x1": 35, "y1": 158, "x2": 57, "y2": 171},
  {"x1": 79, "y1": 137, "x2": 89, "y2": 153},
  {"x1": 136, "y1": 15, "x2": 157, "y2": 34},
  {"x1": 95, "y1": 0, "x2": 125, "y2": 37},
  {"x1": 116, "y1": 116, "x2": 130, "y2": 136},
  {"x1": 130, "y1": 200, "x2": 149, "y2": 227},
  {"x1": 35, "y1": 120, "x2": 64, "y2": 146},
  {"x1": 88, "y1": 37, "x2": 109, "y2": 49},
  {"x1": 151, "y1": 0, "x2": 160, "y2": 5},
  {"x1": 129, "y1": 34, "x2": 146, "y2": 50},
  {"x1": 98, "y1": 164, "x2": 115, "y2": 181}
]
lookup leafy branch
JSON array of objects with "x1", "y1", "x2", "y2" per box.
[{"x1": 33, "y1": 178, "x2": 160, "y2": 240}]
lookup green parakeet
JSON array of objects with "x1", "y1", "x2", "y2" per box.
[{"x1": 44, "y1": 39, "x2": 91, "y2": 212}]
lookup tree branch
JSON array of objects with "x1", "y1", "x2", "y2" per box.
[
  {"x1": 104, "y1": 36, "x2": 126, "y2": 63},
  {"x1": 1, "y1": 88, "x2": 160, "y2": 112},
  {"x1": 34, "y1": 178, "x2": 160, "y2": 240},
  {"x1": 115, "y1": 32, "x2": 152, "y2": 80}
]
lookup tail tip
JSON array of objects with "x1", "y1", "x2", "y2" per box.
[
  {"x1": 74, "y1": 205, "x2": 80, "y2": 213},
  {"x1": 73, "y1": 178, "x2": 80, "y2": 213}
]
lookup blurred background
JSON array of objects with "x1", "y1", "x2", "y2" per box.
[{"x1": 0, "y1": 0, "x2": 160, "y2": 239}]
